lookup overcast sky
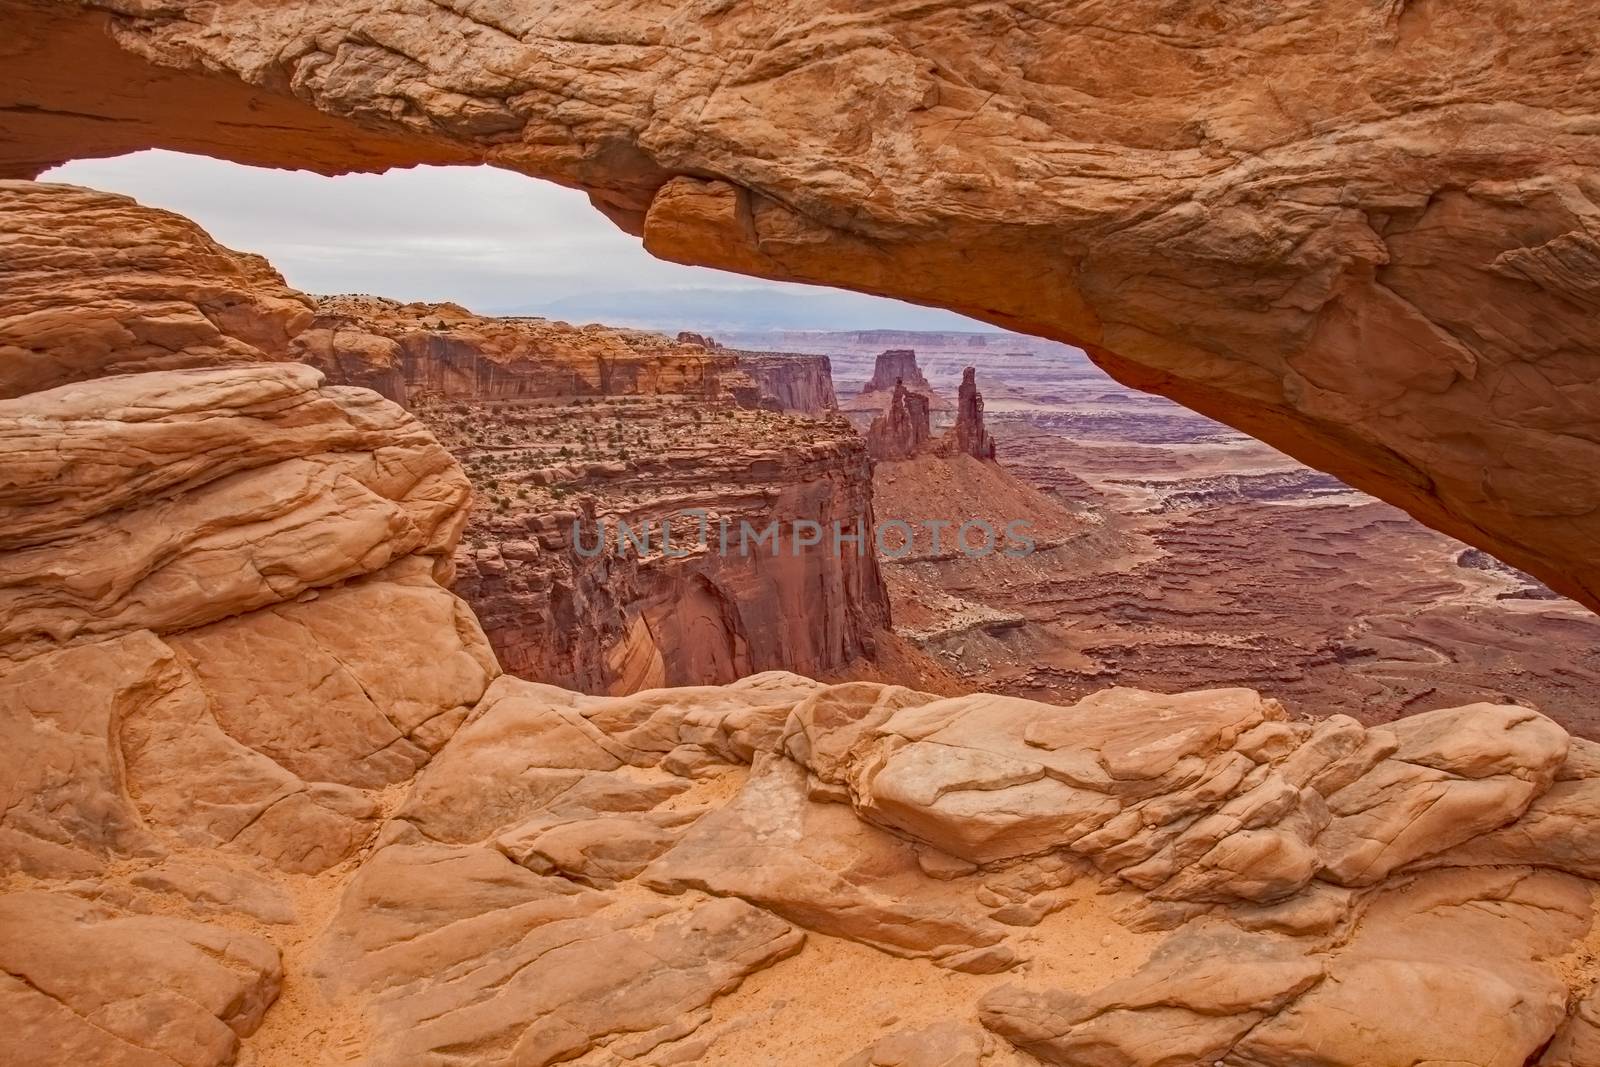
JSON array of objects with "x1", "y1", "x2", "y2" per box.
[{"x1": 43, "y1": 150, "x2": 981, "y2": 331}]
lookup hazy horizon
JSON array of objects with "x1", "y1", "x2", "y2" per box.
[{"x1": 43, "y1": 150, "x2": 990, "y2": 335}]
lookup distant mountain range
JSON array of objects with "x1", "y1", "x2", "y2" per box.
[{"x1": 488, "y1": 285, "x2": 986, "y2": 334}]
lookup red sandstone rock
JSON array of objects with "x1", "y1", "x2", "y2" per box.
[
  {"x1": 292, "y1": 294, "x2": 733, "y2": 406},
  {"x1": 728, "y1": 351, "x2": 838, "y2": 413},
  {"x1": 296, "y1": 291, "x2": 891, "y2": 693},
  {"x1": 946, "y1": 366, "x2": 997, "y2": 461},
  {"x1": 0, "y1": 181, "x2": 313, "y2": 398},
  {"x1": 865, "y1": 379, "x2": 933, "y2": 461},
  {"x1": 5, "y1": 44, "x2": 1600, "y2": 1064},
  {"x1": 8, "y1": 1, "x2": 1596, "y2": 607},
  {"x1": 441, "y1": 398, "x2": 891, "y2": 693},
  {"x1": 862, "y1": 350, "x2": 932, "y2": 395},
  {"x1": 0, "y1": 182, "x2": 894, "y2": 697}
]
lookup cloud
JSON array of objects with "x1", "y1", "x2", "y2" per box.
[{"x1": 41, "y1": 150, "x2": 982, "y2": 331}]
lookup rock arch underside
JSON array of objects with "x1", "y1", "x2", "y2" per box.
[
  {"x1": 5, "y1": 3, "x2": 1600, "y2": 1066},
  {"x1": 8, "y1": 0, "x2": 1600, "y2": 611}
]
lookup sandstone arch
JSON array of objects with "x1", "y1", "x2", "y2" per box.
[{"x1": 5, "y1": 0, "x2": 1599, "y2": 608}]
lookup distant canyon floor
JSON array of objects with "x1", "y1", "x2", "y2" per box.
[{"x1": 732, "y1": 330, "x2": 1600, "y2": 739}]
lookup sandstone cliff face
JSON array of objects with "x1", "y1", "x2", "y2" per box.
[
  {"x1": 293, "y1": 294, "x2": 732, "y2": 406},
  {"x1": 861, "y1": 349, "x2": 931, "y2": 395},
  {"x1": 0, "y1": 181, "x2": 314, "y2": 398},
  {"x1": 674, "y1": 332, "x2": 840, "y2": 414},
  {"x1": 729, "y1": 351, "x2": 838, "y2": 414},
  {"x1": 294, "y1": 292, "x2": 889, "y2": 694},
  {"x1": 432, "y1": 395, "x2": 888, "y2": 694},
  {"x1": 8, "y1": 0, "x2": 1598, "y2": 609},
  {"x1": 0, "y1": 183, "x2": 891, "y2": 696}
]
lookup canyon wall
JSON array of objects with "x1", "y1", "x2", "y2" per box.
[
  {"x1": 432, "y1": 393, "x2": 889, "y2": 693},
  {"x1": 0, "y1": 182, "x2": 891, "y2": 695},
  {"x1": 729, "y1": 352, "x2": 838, "y2": 414},
  {"x1": 293, "y1": 294, "x2": 732, "y2": 405},
  {"x1": 5, "y1": 0, "x2": 1598, "y2": 609},
  {"x1": 286, "y1": 283, "x2": 887, "y2": 694}
]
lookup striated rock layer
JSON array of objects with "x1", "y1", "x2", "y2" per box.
[
  {"x1": 4, "y1": 0, "x2": 1599, "y2": 609},
  {"x1": 6, "y1": 19, "x2": 1600, "y2": 1063},
  {"x1": 865, "y1": 379, "x2": 932, "y2": 462},
  {"x1": 0, "y1": 180, "x2": 313, "y2": 398},
  {"x1": 6, "y1": 438, "x2": 1600, "y2": 1067},
  {"x1": 292, "y1": 294, "x2": 733, "y2": 407},
  {"x1": 0, "y1": 182, "x2": 895, "y2": 695},
  {"x1": 294, "y1": 291, "x2": 890, "y2": 693},
  {"x1": 728, "y1": 351, "x2": 838, "y2": 414},
  {"x1": 431, "y1": 392, "x2": 891, "y2": 694}
]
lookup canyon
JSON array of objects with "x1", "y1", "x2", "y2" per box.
[
  {"x1": 7, "y1": 321, "x2": 1600, "y2": 1067},
  {"x1": 4, "y1": 5, "x2": 1600, "y2": 1067},
  {"x1": 780, "y1": 333, "x2": 1600, "y2": 736},
  {"x1": 296, "y1": 297, "x2": 893, "y2": 694}
]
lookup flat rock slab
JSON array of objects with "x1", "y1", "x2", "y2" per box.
[
  {"x1": 318, "y1": 842, "x2": 803, "y2": 1067},
  {"x1": 0, "y1": 889, "x2": 282, "y2": 1067},
  {"x1": 642, "y1": 753, "x2": 1014, "y2": 970},
  {"x1": 981, "y1": 867, "x2": 1591, "y2": 1067}
]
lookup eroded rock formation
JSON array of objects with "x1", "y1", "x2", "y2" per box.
[
  {"x1": 949, "y1": 366, "x2": 996, "y2": 461},
  {"x1": 674, "y1": 333, "x2": 840, "y2": 413},
  {"x1": 0, "y1": 182, "x2": 892, "y2": 695},
  {"x1": 7, "y1": 12, "x2": 1600, "y2": 1065},
  {"x1": 0, "y1": 180, "x2": 313, "y2": 398},
  {"x1": 8, "y1": 454, "x2": 1600, "y2": 1067},
  {"x1": 294, "y1": 291, "x2": 889, "y2": 693},
  {"x1": 434, "y1": 394, "x2": 891, "y2": 693},
  {"x1": 865, "y1": 379, "x2": 932, "y2": 461},
  {"x1": 0, "y1": 187, "x2": 1598, "y2": 1067},
  {"x1": 293, "y1": 294, "x2": 732, "y2": 406},
  {"x1": 861, "y1": 349, "x2": 932, "y2": 396},
  {"x1": 864, "y1": 365, "x2": 995, "y2": 462},
  {"x1": 728, "y1": 351, "x2": 838, "y2": 414},
  {"x1": 5, "y1": 0, "x2": 1597, "y2": 609}
]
